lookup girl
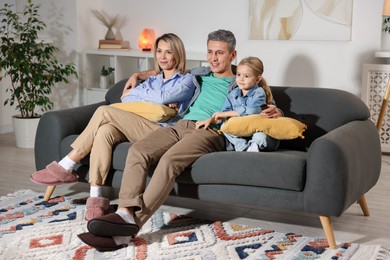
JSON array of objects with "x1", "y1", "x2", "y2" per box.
[{"x1": 196, "y1": 56, "x2": 279, "y2": 152}]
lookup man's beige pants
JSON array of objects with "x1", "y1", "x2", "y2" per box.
[
  {"x1": 71, "y1": 105, "x2": 161, "y2": 185},
  {"x1": 118, "y1": 120, "x2": 226, "y2": 227}
]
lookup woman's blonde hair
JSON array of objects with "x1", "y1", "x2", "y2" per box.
[
  {"x1": 153, "y1": 33, "x2": 186, "y2": 74},
  {"x1": 238, "y1": 56, "x2": 273, "y2": 104}
]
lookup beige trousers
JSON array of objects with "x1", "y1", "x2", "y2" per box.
[
  {"x1": 71, "y1": 105, "x2": 161, "y2": 185},
  {"x1": 118, "y1": 120, "x2": 226, "y2": 227}
]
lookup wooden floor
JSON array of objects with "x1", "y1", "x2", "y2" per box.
[{"x1": 1, "y1": 132, "x2": 389, "y2": 248}]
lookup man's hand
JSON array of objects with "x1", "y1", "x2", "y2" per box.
[
  {"x1": 260, "y1": 104, "x2": 282, "y2": 118},
  {"x1": 196, "y1": 118, "x2": 213, "y2": 129}
]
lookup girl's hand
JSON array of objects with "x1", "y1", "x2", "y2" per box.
[{"x1": 212, "y1": 112, "x2": 225, "y2": 120}]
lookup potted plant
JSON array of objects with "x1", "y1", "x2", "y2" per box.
[
  {"x1": 0, "y1": 0, "x2": 78, "y2": 148},
  {"x1": 100, "y1": 66, "x2": 115, "y2": 89},
  {"x1": 382, "y1": 17, "x2": 390, "y2": 50}
]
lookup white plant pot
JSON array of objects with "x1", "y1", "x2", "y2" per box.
[
  {"x1": 100, "y1": 75, "x2": 109, "y2": 89},
  {"x1": 381, "y1": 17, "x2": 390, "y2": 51},
  {"x1": 12, "y1": 116, "x2": 40, "y2": 148},
  {"x1": 381, "y1": 32, "x2": 390, "y2": 51}
]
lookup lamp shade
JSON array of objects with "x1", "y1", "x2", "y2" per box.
[
  {"x1": 384, "y1": 0, "x2": 390, "y2": 16},
  {"x1": 138, "y1": 28, "x2": 155, "y2": 51}
]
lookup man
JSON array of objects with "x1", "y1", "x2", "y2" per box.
[{"x1": 78, "y1": 29, "x2": 282, "y2": 251}]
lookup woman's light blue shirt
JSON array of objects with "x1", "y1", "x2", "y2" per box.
[{"x1": 121, "y1": 72, "x2": 195, "y2": 115}]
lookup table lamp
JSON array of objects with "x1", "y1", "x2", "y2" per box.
[{"x1": 139, "y1": 28, "x2": 155, "y2": 51}]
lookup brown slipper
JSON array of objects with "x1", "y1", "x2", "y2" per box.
[
  {"x1": 30, "y1": 161, "x2": 78, "y2": 185},
  {"x1": 87, "y1": 213, "x2": 139, "y2": 237},
  {"x1": 77, "y1": 232, "x2": 127, "y2": 252}
]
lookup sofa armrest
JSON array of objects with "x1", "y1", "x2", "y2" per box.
[
  {"x1": 34, "y1": 101, "x2": 107, "y2": 170},
  {"x1": 304, "y1": 120, "x2": 381, "y2": 216}
]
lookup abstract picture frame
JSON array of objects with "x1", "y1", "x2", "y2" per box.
[{"x1": 249, "y1": 0, "x2": 353, "y2": 41}]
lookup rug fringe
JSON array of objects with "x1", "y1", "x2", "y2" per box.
[
  {"x1": 376, "y1": 246, "x2": 390, "y2": 260},
  {"x1": 0, "y1": 189, "x2": 37, "y2": 202}
]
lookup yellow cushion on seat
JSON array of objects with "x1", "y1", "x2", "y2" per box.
[
  {"x1": 220, "y1": 115, "x2": 307, "y2": 140},
  {"x1": 110, "y1": 101, "x2": 177, "y2": 122}
]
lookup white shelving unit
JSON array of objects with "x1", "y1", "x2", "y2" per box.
[
  {"x1": 361, "y1": 51, "x2": 390, "y2": 152},
  {"x1": 82, "y1": 49, "x2": 208, "y2": 105}
]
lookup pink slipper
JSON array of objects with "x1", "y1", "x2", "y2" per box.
[
  {"x1": 30, "y1": 161, "x2": 78, "y2": 185},
  {"x1": 85, "y1": 197, "x2": 110, "y2": 221}
]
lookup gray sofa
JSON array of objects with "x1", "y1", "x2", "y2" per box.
[{"x1": 34, "y1": 79, "x2": 382, "y2": 249}]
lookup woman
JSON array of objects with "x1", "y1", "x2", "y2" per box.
[{"x1": 30, "y1": 33, "x2": 197, "y2": 221}]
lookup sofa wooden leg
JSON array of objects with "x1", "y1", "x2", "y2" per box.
[
  {"x1": 319, "y1": 215, "x2": 336, "y2": 249},
  {"x1": 43, "y1": 186, "x2": 56, "y2": 201},
  {"x1": 358, "y1": 195, "x2": 370, "y2": 216}
]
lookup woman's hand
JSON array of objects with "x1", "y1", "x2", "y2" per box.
[
  {"x1": 167, "y1": 102, "x2": 179, "y2": 112},
  {"x1": 260, "y1": 104, "x2": 282, "y2": 118},
  {"x1": 125, "y1": 73, "x2": 139, "y2": 90},
  {"x1": 121, "y1": 89, "x2": 131, "y2": 100},
  {"x1": 121, "y1": 73, "x2": 139, "y2": 100}
]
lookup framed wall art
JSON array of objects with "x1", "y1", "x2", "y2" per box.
[{"x1": 249, "y1": 0, "x2": 353, "y2": 41}]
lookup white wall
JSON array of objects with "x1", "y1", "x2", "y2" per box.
[
  {"x1": 0, "y1": 0, "x2": 386, "y2": 133},
  {"x1": 81, "y1": 0, "x2": 383, "y2": 94}
]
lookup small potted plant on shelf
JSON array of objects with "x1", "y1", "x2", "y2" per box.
[
  {"x1": 100, "y1": 66, "x2": 115, "y2": 89},
  {"x1": 0, "y1": 0, "x2": 78, "y2": 148}
]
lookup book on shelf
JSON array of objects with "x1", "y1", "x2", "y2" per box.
[{"x1": 98, "y1": 39, "x2": 130, "y2": 50}]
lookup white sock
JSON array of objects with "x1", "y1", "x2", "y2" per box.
[
  {"x1": 58, "y1": 156, "x2": 76, "y2": 171},
  {"x1": 116, "y1": 208, "x2": 136, "y2": 224},
  {"x1": 247, "y1": 143, "x2": 260, "y2": 152},
  {"x1": 113, "y1": 208, "x2": 136, "y2": 245},
  {"x1": 112, "y1": 208, "x2": 137, "y2": 245},
  {"x1": 90, "y1": 185, "x2": 102, "y2": 197},
  {"x1": 112, "y1": 235, "x2": 131, "y2": 245}
]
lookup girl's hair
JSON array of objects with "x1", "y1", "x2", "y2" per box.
[
  {"x1": 238, "y1": 56, "x2": 273, "y2": 104},
  {"x1": 153, "y1": 33, "x2": 186, "y2": 74}
]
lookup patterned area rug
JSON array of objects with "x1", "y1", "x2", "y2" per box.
[{"x1": 0, "y1": 190, "x2": 389, "y2": 260}]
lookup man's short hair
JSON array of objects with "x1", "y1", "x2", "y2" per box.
[{"x1": 207, "y1": 29, "x2": 236, "y2": 53}]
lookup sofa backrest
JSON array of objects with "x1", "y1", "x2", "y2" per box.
[
  {"x1": 105, "y1": 78, "x2": 127, "y2": 104},
  {"x1": 271, "y1": 86, "x2": 370, "y2": 151},
  {"x1": 106, "y1": 80, "x2": 371, "y2": 151}
]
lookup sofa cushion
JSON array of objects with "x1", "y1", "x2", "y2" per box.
[
  {"x1": 110, "y1": 101, "x2": 177, "y2": 122},
  {"x1": 61, "y1": 135, "x2": 306, "y2": 191},
  {"x1": 220, "y1": 115, "x2": 307, "y2": 140},
  {"x1": 176, "y1": 150, "x2": 307, "y2": 191}
]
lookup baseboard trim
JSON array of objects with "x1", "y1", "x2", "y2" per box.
[{"x1": 0, "y1": 124, "x2": 13, "y2": 134}]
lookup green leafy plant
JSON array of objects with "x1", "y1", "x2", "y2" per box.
[
  {"x1": 101, "y1": 66, "x2": 115, "y2": 76},
  {"x1": 383, "y1": 17, "x2": 390, "y2": 34},
  {"x1": 0, "y1": 0, "x2": 78, "y2": 118}
]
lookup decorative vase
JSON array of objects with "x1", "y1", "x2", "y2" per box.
[
  {"x1": 12, "y1": 116, "x2": 40, "y2": 148},
  {"x1": 105, "y1": 27, "x2": 116, "y2": 40},
  {"x1": 115, "y1": 29, "x2": 123, "y2": 40},
  {"x1": 100, "y1": 75, "x2": 109, "y2": 89}
]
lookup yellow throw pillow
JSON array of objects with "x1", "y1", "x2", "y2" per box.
[
  {"x1": 220, "y1": 115, "x2": 307, "y2": 140},
  {"x1": 110, "y1": 101, "x2": 177, "y2": 122}
]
